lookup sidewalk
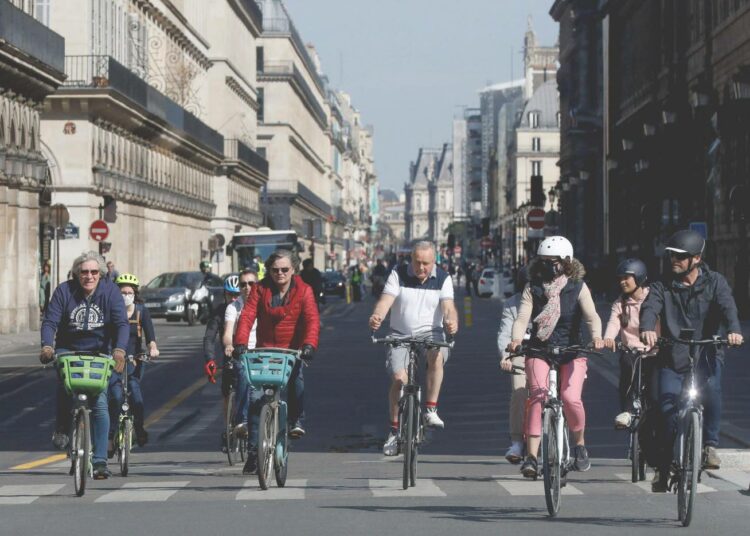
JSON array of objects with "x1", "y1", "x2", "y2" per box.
[{"x1": 0, "y1": 329, "x2": 39, "y2": 357}]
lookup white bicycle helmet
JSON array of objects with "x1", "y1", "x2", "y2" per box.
[{"x1": 537, "y1": 236, "x2": 574, "y2": 260}]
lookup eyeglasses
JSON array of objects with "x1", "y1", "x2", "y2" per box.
[
  {"x1": 239, "y1": 281, "x2": 256, "y2": 288},
  {"x1": 79, "y1": 270, "x2": 100, "y2": 277},
  {"x1": 669, "y1": 252, "x2": 691, "y2": 261},
  {"x1": 271, "y1": 267, "x2": 291, "y2": 274}
]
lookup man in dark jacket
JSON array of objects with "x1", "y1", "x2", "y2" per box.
[
  {"x1": 640, "y1": 230, "x2": 743, "y2": 490},
  {"x1": 40, "y1": 251, "x2": 129, "y2": 480},
  {"x1": 300, "y1": 258, "x2": 323, "y2": 307}
]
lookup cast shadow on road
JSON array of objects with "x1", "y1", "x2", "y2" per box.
[{"x1": 319, "y1": 504, "x2": 675, "y2": 528}]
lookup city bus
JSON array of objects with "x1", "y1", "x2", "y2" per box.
[{"x1": 229, "y1": 228, "x2": 300, "y2": 270}]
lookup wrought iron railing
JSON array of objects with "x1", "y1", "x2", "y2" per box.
[
  {"x1": 237, "y1": 0, "x2": 263, "y2": 32},
  {"x1": 224, "y1": 138, "x2": 269, "y2": 175}
]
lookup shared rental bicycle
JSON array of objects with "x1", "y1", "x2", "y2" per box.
[
  {"x1": 112, "y1": 353, "x2": 149, "y2": 477},
  {"x1": 508, "y1": 343, "x2": 601, "y2": 517},
  {"x1": 372, "y1": 332, "x2": 454, "y2": 490},
  {"x1": 222, "y1": 359, "x2": 247, "y2": 466},
  {"x1": 55, "y1": 351, "x2": 114, "y2": 497},
  {"x1": 665, "y1": 330, "x2": 731, "y2": 527},
  {"x1": 240, "y1": 348, "x2": 304, "y2": 490}
]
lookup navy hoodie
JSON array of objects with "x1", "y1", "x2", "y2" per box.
[{"x1": 41, "y1": 278, "x2": 130, "y2": 353}]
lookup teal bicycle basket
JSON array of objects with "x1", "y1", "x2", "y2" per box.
[
  {"x1": 241, "y1": 349, "x2": 299, "y2": 388},
  {"x1": 57, "y1": 354, "x2": 113, "y2": 396}
]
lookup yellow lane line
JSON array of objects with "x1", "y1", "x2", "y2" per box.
[
  {"x1": 11, "y1": 453, "x2": 67, "y2": 470},
  {"x1": 144, "y1": 376, "x2": 207, "y2": 428},
  {"x1": 11, "y1": 377, "x2": 207, "y2": 471},
  {"x1": 463, "y1": 296, "x2": 473, "y2": 328}
]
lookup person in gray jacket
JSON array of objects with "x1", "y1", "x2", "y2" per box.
[{"x1": 497, "y1": 266, "x2": 530, "y2": 463}]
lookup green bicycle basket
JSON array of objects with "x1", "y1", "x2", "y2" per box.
[
  {"x1": 57, "y1": 354, "x2": 113, "y2": 396},
  {"x1": 241, "y1": 350, "x2": 298, "y2": 388}
]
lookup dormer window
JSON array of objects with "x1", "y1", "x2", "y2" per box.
[{"x1": 528, "y1": 111, "x2": 540, "y2": 128}]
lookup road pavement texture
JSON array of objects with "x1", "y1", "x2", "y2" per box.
[{"x1": 1, "y1": 291, "x2": 748, "y2": 535}]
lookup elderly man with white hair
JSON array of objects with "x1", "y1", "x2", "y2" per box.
[
  {"x1": 40, "y1": 251, "x2": 129, "y2": 480},
  {"x1": 369, "y1": 241, "x2": 459, "y2": 456}
]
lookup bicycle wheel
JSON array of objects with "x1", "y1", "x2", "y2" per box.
[
  {"x1": 226, "y1": 390, "x2": 237, "y2": 466},
  {"x1": 542, "y1": 408, "x2": 561, "y2": 517},
  {"x1": 119, "y1": 418, "x2": 132, "y2": 477},
  {"x1": 409, "y1": 401, "x2": 419, "y2": 487},
  {"x1": 72, "y1": 409, "x2": 90, "y2": 497},
  {"x1": 678, "y1": 411, "x2": 702, "y2": 527},
  {"x1": 402, "y1": 395, "x2": 414, "y2": 490},
  {"x1": 275, "y1": 425, "x2": 289, "y2": 488},
  {"x1": 630, "y1": 427, "x2": 640, "y2": 483},
  {"x1": 257, "y1": 402, "x2": 275, "y2": 490}
]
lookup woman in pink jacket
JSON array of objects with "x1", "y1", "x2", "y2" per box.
[{"x1": 603, "y1": 259, "x2": 658, "y2": 429}]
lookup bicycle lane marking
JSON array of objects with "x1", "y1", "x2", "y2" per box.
[
  {"x1": 493, "y1": 474, "x2": 583, "y2": 496},
  {"x1": 9, "y1": 377, "x2": 208, "y2": 471}
]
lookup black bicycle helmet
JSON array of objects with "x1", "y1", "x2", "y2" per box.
[
  {"x1": 616, "y1": 258, "x2": 648, "y2": 287},
  {"x1": 665, "y1": 230, "x2": 705, "y2": 257}
]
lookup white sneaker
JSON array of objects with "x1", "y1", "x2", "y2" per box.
[
  {"x1": 505, "y1": 442, "x2": 524, "y2": 464},
  {"x1": 614, "y1": 412, "x2": 632, "y2": 429},
  {"x1": 383, "y1": 431, "x2": 399, "y2": 456},
  {"x1": 423, "y1": 409, "x2": 445, "y2": 429}
]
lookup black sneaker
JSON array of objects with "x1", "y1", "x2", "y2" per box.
[
  {"x1": 573, "y1": 445, "x2": 591, "y2": 472},
  {"x1": 92, "y1": 462, "x2": 111, "y2": 480},
  {"x1": 243, "y1": 449, "x2": 258, "y2": 475},
  {"x1": 135, "y1": 426, "x2": 148, "y2": 447},
  {"x1": 521, "y1": 455, "x2": 538, "y2": 478},
  {"x1": 220, "y1": 431, "x2": 228, "y2": 454},
  {"x1": 289, "y1": 422, "x2": 305, "y2": 439},
  {"x1": 651, "y1": 469, "x2": 668, "y2": 492}
]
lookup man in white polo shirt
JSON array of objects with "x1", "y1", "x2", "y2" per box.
[{"x1": 369, "y1": 241, "x2": 459, "y2": 456}]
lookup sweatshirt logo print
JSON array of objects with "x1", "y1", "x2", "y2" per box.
[{"x1": 70, "y1": 303, "x2": 104, "y2": 331}]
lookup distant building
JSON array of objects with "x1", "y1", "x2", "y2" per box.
[{"x1": 404, "y1": 145, "x2": 454, "y2": 245}]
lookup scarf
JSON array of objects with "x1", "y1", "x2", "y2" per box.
[{"x1": 533, "y1": 275, "x2": 569, "y2": 341}]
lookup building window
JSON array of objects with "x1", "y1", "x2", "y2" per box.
[
  {"x1": 34, "y1": 0, "x2": 50, "y2": 26},
  {"x1": 531, "y1": 160, "x2": 542, "y2": 176},
  {"x1": 532, "y1": 137, "x2": 541, "y2": 152},
  {"x1": 439, "y1": 192, "x2": 445, "y2": 210},
  {"x1": 257, "y1": 87, "x2": 264, "y2": 123},
  {"x1": 416, "y1": 196, "x2": 422, "y2": 211},
  {"x1": 556, "y1": 112, "x2": 561, "y2": 127},
  {"x1": 528, "y1": 112, "x2": 539, "y2": 128}
]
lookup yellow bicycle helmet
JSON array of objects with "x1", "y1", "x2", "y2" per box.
[{"x1": 115, "y1": 273, "x2": 140, "y2": 287}]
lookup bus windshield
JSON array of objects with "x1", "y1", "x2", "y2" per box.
[{"x1": 231, "y1": 231, "x2": 299, "y2": 269}]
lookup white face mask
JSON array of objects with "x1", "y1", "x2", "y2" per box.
[{"x1": 122, "y1": 294, "x2": 135, "y2": 307}]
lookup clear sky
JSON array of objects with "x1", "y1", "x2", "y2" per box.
[{"x1": 283, "y1": 0, "x2": 559, "y2": 192}]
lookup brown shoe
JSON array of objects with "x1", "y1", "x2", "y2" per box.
[{"x1": 703, "y1": 446, "x2": 721, "y2": 470}]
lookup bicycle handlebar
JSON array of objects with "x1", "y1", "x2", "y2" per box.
[
  {"x1": 371, "y1": 331, "x2": 455, "y2": 350},
  {"x1": 507, "y1": 343, "x2": 602, "y2": 359}
]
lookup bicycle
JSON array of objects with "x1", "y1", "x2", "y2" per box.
[
  {"x1": 507, "y1": 343, "x2": 602, "y2": 517},
  {"x1": 53, "y1": 351, "x2": 114, "y2": 497},
  {"x1": 663, "y1": 330, "x2": 731, "y2": 527},
  {"x1": 222, "y1": 359, "x2": 247, "y2": 466},
  {"x1": 615, "y1": 343, "x2": 658, "y2": 483},
  {"x1": 371, "y1": 332, "x2": 454, "y2": 490},
  {"x1": 112, "y1": 353, "x2": 150, "y2": 477},
  {"x1": 240, "y1": 348, "x2": 304, "y2": 490}
]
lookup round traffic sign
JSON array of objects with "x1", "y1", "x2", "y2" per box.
[
  {"x1": 50, "y1": 204, "x2": 70, "y2": 229},
  {"x1": 89, "y1": 219, "x2": 109, "y2": 242},
  {"x1": 527, "y1": 208, "x2": 546, "y2": 230}
]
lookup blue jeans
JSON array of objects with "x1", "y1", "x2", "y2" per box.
[
  {"x1": 108, "y1": 362, "x2": 145, "y2": 434},
  {"x1": 656, "y1": 356, "x2": 723, "y2": 469},
  {"x1": 234, "y1": 358, "x2": 252, "y2": 426},
  {"x1": 247, "y1": 360, "x2": 305, "y2": 448}
]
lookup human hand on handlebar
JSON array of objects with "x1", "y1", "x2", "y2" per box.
[
  {"x1": 506, "y1": 340, "x2": 522, "y2": 354},
  {"x1": 728, "y1": 332, "x2": 744, "y2": 346},
  {"x1": 443, "y1": 318, "x2": 458, "y2": 336},
  {"x1": 500, "y1": 356, "x2": 513, "y2": 372},
  {"x1": 148, "y1": 341, "x2": 159, "y2": 359},
  {"x1": 641, "y1": 331, "x2": 658, "y2": 348},
  {"x1": 369, "y1": 313, "x2": 383, "y2": 331},
  {"x1": 603, "y1": 338, "x2": 616, "y2": 351},
  {"x1": 113, "y1": 348, "x2": 126, "y2": 373},
  {"x1": 592, "y1": 337, "x2": 604, "y2": 350},
  {"x1": 224, "y1": 344, "x2": 234, "y2": 358},
  {"x1": 39, "y1": 346, "x2": 55, "y2": 364}
]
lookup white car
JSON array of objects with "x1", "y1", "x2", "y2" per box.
[
  {"x1": 476, "y1": 268, "x2": 496, "y2": 298},
  {"x1": 500, "y1": 269, "x2": 514, "y2": 297}
]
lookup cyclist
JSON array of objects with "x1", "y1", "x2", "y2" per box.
[
  {"x1": 368, "y1": 241, "x2": 459, "y2": 456},
  {"x1": 39, "y1": 251, "x2": 129, "y2": 480},
  {"x1": 222, "y1": 270, "x2": 258, "y2": 437},
  {"x1": 640, "y1": 230, "x2": 743, "y2": 491},
  {"x1": 203, "y1": 276, "x2": 241, "y2": 452},
  {"x1": 602, "y1": 259, "x2": 657, "y2": 430},
  {"x1": 233, "y1": 249, "x2": 319, "y2": 475},
  {"x1": 300, "y1": 259, "x2": 324, "y2": 308},
  {"x1": 108, "y1": 273, "x2": 159, "y2": 451},
  {"x1": 507, "y1": 236, "x2": 603, "y2": 478},
  {"x1": 497, "y1": 266, "x2": 530, "y2": 464}
]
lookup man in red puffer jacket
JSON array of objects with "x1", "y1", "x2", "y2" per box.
[{"x1": 234, "y1": 249, "x2": 319, "y2": 475}]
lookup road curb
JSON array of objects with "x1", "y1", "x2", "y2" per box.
[{"x1": 713, "y1": 448, "x2": 750, "y2": 469}]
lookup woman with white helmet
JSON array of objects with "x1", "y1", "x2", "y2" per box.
[{"x1": 507, "y1": 236, "x2": 603, "y2": 477}]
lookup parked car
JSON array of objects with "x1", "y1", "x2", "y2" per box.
[
  {"x1": 477, "y1": 268, "x2": 496, "y2": 298},
  {"x1": 141, "y1": 271, "x2": 224, "y2": 324},
  {"x1": 500, "y1": 268, "x2": 514, "y2": 297},
  {"x1": 323, "y1": 270, "x2": 347, "y2": 298}
]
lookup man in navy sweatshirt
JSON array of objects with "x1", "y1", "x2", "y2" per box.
[{"x1": 40, "y1": 251, "x2": 129, "y2": 480}]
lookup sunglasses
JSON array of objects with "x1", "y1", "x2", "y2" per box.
[
  {"x1": 79, "y1": 270, "x2": 100, "y2": 276},
  {"x1": 669, "y1": 252, "x2": 692, "y2": 261},
  {"x1": 271, "y1": 267, "x2": 291, "y2": 274},
  {"x1": 239, "y1": 281, "x2": 255, "y2": 288}
]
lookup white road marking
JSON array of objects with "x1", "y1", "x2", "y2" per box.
[
  {"x1": 0, "y1": 484, "x2": 65, "y2": 504},
  {"x1": 236, "y1": 479, "x2": 307, "y2": 500},
  {"x1": 95, "y1": 481, "x2": 190, "y2": 502},
  {"x1": 615, "y1": 473, "x2": 716, "y2": 493},
  {"x1": 494, "y1": 474, "x2": 583, "y2": 496},
  {"x1": 368, "y1": 478, "x2": 446, "y2": 497},
  {"x1": 706, "y1": 469, "x2": 750, "y2": 489}
]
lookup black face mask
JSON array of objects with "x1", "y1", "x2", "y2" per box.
[{"x1": 538, "y1": 260, "x2": 560, "y2": 281}]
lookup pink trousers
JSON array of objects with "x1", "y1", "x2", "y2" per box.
[{"x1": 524, "y1": 356, "x2": 587, "y2": 437}]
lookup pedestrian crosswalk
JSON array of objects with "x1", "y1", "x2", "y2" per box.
[{"x1": 1, "y1": 467, "x2": 747, "y2": 505}]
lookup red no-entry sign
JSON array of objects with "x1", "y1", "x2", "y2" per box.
[
  {"x1": 89, "y1": 219, "x2": 109, "y2": 242},
  {"x1": 527, "y1": 208, "x2": 546, "y2": 230}
]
